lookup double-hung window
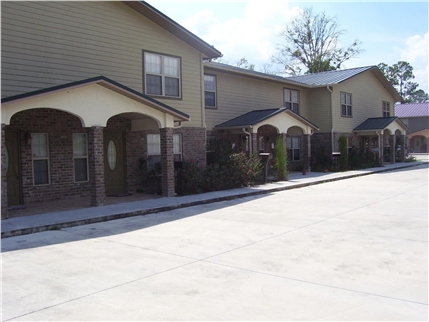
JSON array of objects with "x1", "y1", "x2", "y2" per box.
[
  {"x1": 284, "y1": 89, "x2": 300, "y2": 114},
  {"x1": 204, "y1": 74, "x2": 217, "y2": 108},
  {"x1": 144, "y1": 52, "x2": 181, "y2": 98},
  {"x1": 286, "y1": 137, "x2": 300, "y2": 161},
  {"x1": 147, "y1": 134, "x2": 182, "y2": 170},
  {"x1": 32, "y1": 133, "x2": 50, "y2": 185},
  {"x1": 382, "y1": 101, "x2": 390, "y2": 117},
  {"x1": 341, "y1": 92, "x2": 352, "y2": 117},
  {"x1": 73, "y1": 133, "x2": 88, "y2": 182}
]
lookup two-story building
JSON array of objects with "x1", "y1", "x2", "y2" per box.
[
  {"x1": 1, "y1": 1, "x2": 408, "y2": 218},
  {"x1": 204, "y1": 62, "x2": 406, "y2": 167},
  {"x1": 1, "y1": 1, "x2": 223, "y2": 218}
]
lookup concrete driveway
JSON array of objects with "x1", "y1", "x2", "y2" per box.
[{"x1": 2, "y1": 164, "x2": 428, "y2": 321}]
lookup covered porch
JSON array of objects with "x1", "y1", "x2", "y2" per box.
[
  {"x1": 1, "y1": 77, "x2": 189, "y2": 219},
  {"x1": 213, "y1": 108, "x2": 319, "y2": 172},
  {"x1": 353, "y1": 117, "x2": 409, "y2": 164}
]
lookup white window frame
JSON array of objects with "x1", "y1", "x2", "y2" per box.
[
  {"x1": 287, "y1": 136, "x2": 300, "y2": 161},
  {"x1": 382, "y1": 101, "x2": 390, "y2": 117},
  {"x1": 73, "y1": 133, "x2": 89, "y2": 182},
  {"x1": 147, "y1": 134, "x2": 182, "y2": 170},
  {"x1": 144, "y1": 52, "x2": 181, "y2": 98},
  {"x1": 204, "y1": 74, "x2": 217, "y2": 108},
  {"x1": 341, "y1": 92, "x2": 352, "y2": 117},
  {"x1": 284, "y1": 89, "x2": 300, "y2": 114},
  {"x1": 31, "y1": 133, "x2": 50, "y2": 185}
]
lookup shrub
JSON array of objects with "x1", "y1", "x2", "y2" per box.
[
  {"x1": 338, "y1": 136, "x2": 348, "y2": 171},
  {"x1": 274, "y1": 136, "x2": 288, "y2": 180}
]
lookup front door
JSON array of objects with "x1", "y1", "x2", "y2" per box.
[
  {"x1": 5, "y1": 131, "x2": 22, "y2": 206},
  {"x1": 104, "y1": 132, "x2": 126, "y2": 196}
]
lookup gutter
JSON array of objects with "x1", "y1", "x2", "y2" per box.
[{"x1": 327, "y1": 86, "x2": 334, "y2": 153}]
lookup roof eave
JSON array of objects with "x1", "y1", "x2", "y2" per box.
[{"x1": 123, "y1": 1, "x2": 222, "y2": 59}]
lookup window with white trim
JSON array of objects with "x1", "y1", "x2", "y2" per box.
[
  {"x1": 382, "y1": 101, "x2": 390, "y2": 117},
  {"x1": 287, "y1": 136, "x2": 300, "y2": 161},
  {"x1": 147, "y1": 134, "x2": 182, "y2": 170},
  {"x1": 144, "y1": 52, "x2": 181, "y2": 98},
  {"x1": 284, "y1": 89, "x2": 300, "y2": 114},
  {"x1": 31, "y1": 133, "x2": 50, "y2": 185},
  {"x1": 204, "y1": 74, "x2": 217, "y2": 108},
  {"x1": 73, "y1": 133, "x2": 88, "y2": 182},
  {"x1": 341, "y1": 92, "x2": 352, "y2": 117}
]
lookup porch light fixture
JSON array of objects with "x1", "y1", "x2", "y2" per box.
[{"x1": 24, "y1": 132, "x2": 32, "y2": 146}]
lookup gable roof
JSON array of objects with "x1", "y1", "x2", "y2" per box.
[
  {"x1": 215, "y1": 108, "x2": 319, "y2": 130},
  {"x1": 1, "y1": 76, "x2": 190, "y2": 121},
  {"x1": 124, "y1": 1, "x2": 222, "y2": 59},
  {"x1": 395, "y1": 102, "x2": 429, "y2": 117},
  {"x1": 353, "y1": 117, "x2": 408, "y2": 132}
]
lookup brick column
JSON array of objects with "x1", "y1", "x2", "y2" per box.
[
  {"x1": 88, "y1": 126, "x2": 105, "y2": 206},
  {"x1": 250, "y1": 133, "x2": 258, "y2": 156},
  {"x1": 390, "y1": 135, "x2": 396, "y2": 164},
  {"x1": 1, "y1": 124, "x2": 8, "y2": 219},
  {"x1": 301, "y1": 134, "x2": 311, "y2": 171},
  {"x1": 160, "y1": 127, "x2": 174, "y2": 197},
  {"x1": 400, "y1": 134, "x2": 406, "y2": 162},
  {"x1": 379, "y1": 134, "x2": 384, "y2": 163}
]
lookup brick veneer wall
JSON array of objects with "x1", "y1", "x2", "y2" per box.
[
  {"x1": 7, "y1": 109, "x2": 90, "y2": 205},
  {"x1": 1, "y1": 124, "x2": 8, "y2": 218}
]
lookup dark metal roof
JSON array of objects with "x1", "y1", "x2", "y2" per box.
[
  {"x1": 353, "y1": 117, "x2": 401, "y2": 131},
  {"x1": 395, "y1": 102, "x2": 429, "y2": 117},
  {"x1": 124, "y1": 1, "x2": 222, "y2": 59},
  {"x1": 1, "y1": 76, "x2": 190, "y2": 121},
  {"x1": 286, "y1": 66, "x2": 375, "y2": 86},
  {"x1": 215, "y1": 109, "x2": 285, "y2": 128},
  {"x1": 215, "y1": 108, "x2": 319, "y2": 130}
]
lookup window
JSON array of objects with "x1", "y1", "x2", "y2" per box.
[
  {"x1": 382, "y1": 101, "x2": 390, "y2": 117},
  {"x1": 284, "y1": 89, "x2": 300, "y2": 114},
  {"x1": 287, "y1": 137, "x2": 300, "y2": 161},
  {"x1": 73, "y1": 133, "x2": 88, "y2": 182},
  {"x1": 144, "y1": 52, "x2": 180, "y2": 98},
  {"x1": 147, "y1": 134, "x2": 182, "y2": 170},
  {"x1": 341, "y1": 92, "x2": 352, "y2": 117},
  {"x1": 31, "y1": 133, "x2": 49, "y2": 185},
  {"x1": 204, "y1": 74, "x2": 217, "y2": 108}
]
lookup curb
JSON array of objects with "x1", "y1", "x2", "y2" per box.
[{"x1": 1, "y1": 162, "x2": 425, "y2": 238}]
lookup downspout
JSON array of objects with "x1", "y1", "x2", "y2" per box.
[
  {"x1": 200, "y1": 54, "x2": 207, "y2": 129},
  {"x1": 327, "y1": 86, "x2": 334, "y2": 153},
  {"x1": 242, "y1": 128, "x2": 252, "y2": 155}
]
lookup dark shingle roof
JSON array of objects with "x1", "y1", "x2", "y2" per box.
[
  {"x1": 353, "y1": 117, "x2": 400, "y2": 131},
  {"x1": 395, "y1": 102, "x2": 429, "y2": 117},
  {"x1": 286, "y1": 66, "x2": 375, "y2": 86},
  {"x1": 215, "y1": 109, "x2": 285, "y2": 128}
]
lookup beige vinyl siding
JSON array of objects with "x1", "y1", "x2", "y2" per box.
[
  {"x1": 332, "y1": 71, "x2": 396, "y2": 132},
  {"x1": 1, "y1": 1, "x2": 203, "y2": 127},
  {"x1": 204, "y1": 68, "x2": 310, "y2": 130},
  {"x1": 306, "y1": 87, "x2": 332, "y2": 132}
]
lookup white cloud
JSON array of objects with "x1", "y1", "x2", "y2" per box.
[
  {"x1": 400, "y1": 32, "x2": 428, "y2": 91},
  {"x1": 182, "y1": 1, "x2": 301, "y2": 70}
]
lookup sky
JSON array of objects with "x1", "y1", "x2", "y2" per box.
[{"x1": 146, "y1": 0, "x2": 429, "y2": 92}]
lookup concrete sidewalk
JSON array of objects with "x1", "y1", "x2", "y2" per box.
[{"x1": 2, "y1": 161, "x2": 427, "y2": 238}]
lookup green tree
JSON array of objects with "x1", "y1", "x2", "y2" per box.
[
  {"x1": 272, "y1": 7, "x2": 363, "y2": 75},
  {"x1": 377, "y1": 61, "x2": 428, "y2": 102}
]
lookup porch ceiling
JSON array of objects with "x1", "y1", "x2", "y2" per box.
[{"x1": 1, "y1": 76, "x2": 190, "y2": 128}]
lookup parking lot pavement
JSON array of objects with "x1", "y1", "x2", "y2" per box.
[{"x1": 2, "y1": 163, "x2": 428, "y2": 321}]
